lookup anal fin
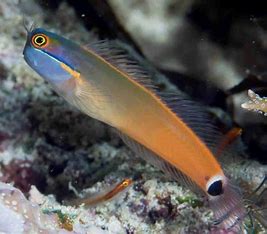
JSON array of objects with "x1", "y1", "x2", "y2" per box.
[{"x1": 117, "y1": 130, "x2": 203, "y2": 195}]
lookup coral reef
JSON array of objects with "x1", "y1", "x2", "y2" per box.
[{"x1": 0, "y1": 0, "x2": 266, "y2": 233}]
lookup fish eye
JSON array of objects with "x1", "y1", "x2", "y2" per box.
[
  {"x1": 122, "y1": 181, "x2": 129, "y2": 186},
  {"x1": 31, "y1": 34, "x2": 48, "y2": 48},
  {"x1": 122, "y1": 179, "x2": 132, "y2": 187},
  {"x1": 207, "y1": 180, "x2": 223, "y2": 196}
]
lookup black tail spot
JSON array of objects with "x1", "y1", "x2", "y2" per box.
[{"x1": 208, "y1": 180, "x2": 223, "y2": 196}]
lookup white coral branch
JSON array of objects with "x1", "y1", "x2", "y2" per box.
[{"x1": 241, "y1": 89, "x2": 267, "y2": 116}]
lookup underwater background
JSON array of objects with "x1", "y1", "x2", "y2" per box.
[{"x1": 0, "y1": 0, "x2": 266, "y2": 233}]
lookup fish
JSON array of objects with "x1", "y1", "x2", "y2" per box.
[
  {"x1": 23, "y1": 28, "x2": 246, "y2": 231},
  {"x1": 69, "y1": 178, "x2": 133, "y2": 207},
  {"x1": 241, "y1": 89, "x2": 267, "y2": 116}
]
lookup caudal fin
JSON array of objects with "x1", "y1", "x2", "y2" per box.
[{"x1": 209, "y1": 179, "x2": 246, "y2": 233}]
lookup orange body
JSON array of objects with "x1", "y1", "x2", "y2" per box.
[{"x1": 60, "y1": 48, "x2": 225, "y2": 192}]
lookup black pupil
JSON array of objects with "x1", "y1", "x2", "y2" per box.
[
  {"x1": 36, "y1": 37, "x2": 44, "y2": 44},
  {"x1": 207, "y1": 180, "x2": 223, "y2": 196}
]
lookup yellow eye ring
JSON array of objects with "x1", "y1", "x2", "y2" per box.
[
  {"x1": 31, "y1": 34, "x2": 48, "y2": 48},
  {"x1": 121, "y1": 179, "x2": 132, "y2": 187},
  {"x1": 122, "y1": 181, "x2": 129, "y2": 187}
]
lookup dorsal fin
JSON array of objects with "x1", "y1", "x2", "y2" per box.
[
  {"x1": 85, "y1": 40, "x2": 157, "y2": 92},
  {"x1": 159, "y1": 92, "x2": 223, "y2": 152},
  {"x1": 86, "y1": 40, "x2": 222, "y2": 154}
]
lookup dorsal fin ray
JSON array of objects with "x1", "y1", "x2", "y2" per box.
[
  {"x1": 86, "y1": 40, "x2": 222, "y2": 153},
  {"x1": 85, "y1": 40, "x2": 157, "y2": 92},
  {"x1": 159, "y1": 92, "x2": 223, "y2": 152}
]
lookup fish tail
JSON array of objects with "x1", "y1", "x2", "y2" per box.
[{"x1": 209, "y1": 179, "x2": 246, "y2": 232}]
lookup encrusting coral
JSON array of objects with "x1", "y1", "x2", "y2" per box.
[{"x1": 0, "y1": 182, "x2": 72, "y2": 234}]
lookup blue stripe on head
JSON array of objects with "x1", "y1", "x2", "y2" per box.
[
  {"x1": 24, "y1": 44, "x2": 72, "y2": 84},
  {"x1": 23, "y1": 28, "x2": 80, "y2": 84}
]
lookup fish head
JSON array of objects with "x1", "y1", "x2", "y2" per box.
[{"x1": 23, "y1": 28, "x2": 81, "y2": 85}]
